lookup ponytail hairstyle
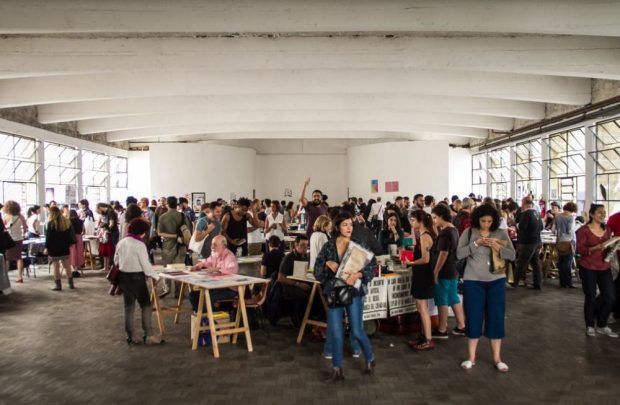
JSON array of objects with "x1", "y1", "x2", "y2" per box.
[{"x1": 410, "y1": 209, "x2": 436, "y2": 239}]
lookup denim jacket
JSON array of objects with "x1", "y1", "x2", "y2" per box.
[{"x1": 314, "y1": 238, "x2": 376, "y2": 297}]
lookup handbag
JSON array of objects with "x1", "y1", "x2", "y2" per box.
[
  {"x1": 188, "y1": 231, "x2": 206, "y2": 254},
  {"x1": 455, "y1": 228, "x2": 472, "y2": 278},
  {"x1": 106, "y1": 264, "x2": 122, "y2": 296},
  {"x1": 325, "y1": 278, "x2": 355, "y2": 308},
  {"x1": 489, "y1": 239, "x2": 508, "y2": 275},
  {"x1": 556, "y1": 241, "x2": 573, "y2": 256}
]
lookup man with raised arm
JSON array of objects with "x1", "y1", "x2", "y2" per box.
[{"x1": 299, "y1": 177, "x2": 328, "y2": 239}]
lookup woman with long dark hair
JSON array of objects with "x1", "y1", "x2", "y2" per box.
[
  {"x1": 456, "y1": 204, "x2": 515, "y2": 372},
  {"x1": 97, "y1": 203, "x2": 120, "y2": 273},
  {"x1": 46, "y1": 206, "x2": 76, "y2": 291},
  {"x1": 68, "y1": 209, "x2": 85, "y2": 277},
  {"x1": 406, "y1": 210, "x2": 436, "y2": 350},
  {"x1": 576, "y1": 204, "x2": 617, "y2": 338},
  {"x1": 314, "y1": 212, "x2": 376, "y2": 383}
]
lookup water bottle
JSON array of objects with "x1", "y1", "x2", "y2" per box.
[{"x1": 236, "y1": 247, "x2": 242, "y2": 257}]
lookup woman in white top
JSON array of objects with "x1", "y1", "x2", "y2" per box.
[
  {"x1": 309, "y1": 215, "x2": 332, "y2": 271},
  {"x1": 26, "y1": 205, "x2": 42, "y2": 238},
  {"x1": 3, "y1": 201, "x2": 28, "y2": 283},
  {"x1": 114, "y1": 218, "x2": 162, "y2": 345},
  {"x1": 265, "y1": 201, "x2": 287, "y2": 241}
]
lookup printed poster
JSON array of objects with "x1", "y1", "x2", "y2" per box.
[{"x1": 370, "y1": 179, "x2": 379, "y2": 194}]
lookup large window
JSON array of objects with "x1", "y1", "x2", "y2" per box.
[
  {"x1": 514, "y1": 139, "x2": 542, "y2": 200},
  {"x1": 547, "y1": 128, "x2": 586, "y2": 212},
  {"x1": 488, "y1": 147, "x2": 510, "y2": 200},
  {"x1": 44, "y1": 142, "x2": 79, "y2": 205},
  {"x1": 0, "y1": 133, "x2": 39, "y2": 208},
  {"x1": 471, "y1": 153, "x2": 487, "y2": 197},
  {"x1": 594, "y1": 118, "x2": 620, "y2": 214},
  {"x1": 109, "y1": 156, "x2": 128, "y2": 203},
  {"x1": 82, "y1": 150, "x2": 108, "y2": 205}
]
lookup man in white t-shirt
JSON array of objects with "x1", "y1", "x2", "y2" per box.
[{"x1": 369, "y1": 197, "x2": 385, "y2": 237}]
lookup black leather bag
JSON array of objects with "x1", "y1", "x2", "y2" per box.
[{"x1": 325, "y1": 278, "x2": 355, "y2": 308}]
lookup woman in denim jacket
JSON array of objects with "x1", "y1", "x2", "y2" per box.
[{"x1": 315, "y1": 212, "x2": 376, "y2": 383}]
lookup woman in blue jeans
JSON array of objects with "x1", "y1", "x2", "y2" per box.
[
  {"x1": 555, "y1": 202, "x2": 577, "y2": 288},
  {"x1": 315, "y1": 212, "x2": 376, "y2": 383}
]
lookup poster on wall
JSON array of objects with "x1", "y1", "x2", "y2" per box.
[
  {"x1": 385, "y1": 181, "x2": 399, "y2": 193},
  {"x1": 65, "y1": 185, "x2": 77, "y2": 204},
  {"x1": 370, "y1": 179, "x2": 379, "y2": 194},
  {"x1": 45, "y1": 187, "x2": 55, "y2": 203},
  {"x1": 191, "y1": 192, "x2": 206, "y2": 210},
  {"x1": 284, "y1": 188, "x2": 292, "y2": 197}
]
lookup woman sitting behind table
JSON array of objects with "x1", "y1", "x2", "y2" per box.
[{"x1": 114, "y1": 218, "x2": 163, "y2": 345}]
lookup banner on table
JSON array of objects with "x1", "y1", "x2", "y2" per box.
[
  {"x1": 387, "y1": 272, "x2": 416, "y2": 316},
  {"x1": 363, "y1": 277, "x2": 388, "y2": 320}
]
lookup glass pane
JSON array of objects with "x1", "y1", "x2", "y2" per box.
[
  {"x1": 567, "y1": 154, "x2": 585, "y2": 175},
  {"x1": 608, "y1": 173, "x2": 620, "y2": 201}
]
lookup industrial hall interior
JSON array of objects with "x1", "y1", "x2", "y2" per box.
[{"x1": 2, "y1": 1, "x2": 620, "y2": 404}]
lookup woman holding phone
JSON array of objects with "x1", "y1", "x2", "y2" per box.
[{"x1": 456, "y1": 204, "x2": 515, "y2": 372}]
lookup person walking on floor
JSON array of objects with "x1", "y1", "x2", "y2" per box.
[
  {"x1": 114, "y1": 218, "x2": 163, "y2": 345},
  {"x1": 45, "y1": 206, "x2": 77, "y2": 291},
  {"x1": 576, "y1": 204, "x2": 617, "y2": 338},
  {"x1": 314, "y1": 212, "x2": 376, "y2": 383},
  {"x1": 513, "y1": 196, "x2": 543, "y2": 289}
]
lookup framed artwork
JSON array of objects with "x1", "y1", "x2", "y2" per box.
[
  {"x1": 370, "y1": 179, "x2": 379, "y2": 194},
  {"x1": 191, "y1": 192, "x2": 206, "y2": 210}
]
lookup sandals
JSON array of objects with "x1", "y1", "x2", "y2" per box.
[
  {"x1": 461, "y1": 360, "x2": 475, "y2": 370},
  {"x1": 495, "y1": 362, "x2": 509, "y2": 373}
]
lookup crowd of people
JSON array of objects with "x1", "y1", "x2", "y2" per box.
[{"x1": 2, "y1": 178, "x2": 620, "y2": 381}]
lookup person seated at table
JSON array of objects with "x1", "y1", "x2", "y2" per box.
[
  {"x1": 378, "y1": 212, "x2": 404, "y2": 255},
  {"x1": 261, "y1": 235, "x2": 285, "y2": 281},
  {"x1": 276, "y1": 236, "x2": 311, "y2": 323},
  {"x1": 188, "y1": 235, "x2": 239, "y2": 311}
]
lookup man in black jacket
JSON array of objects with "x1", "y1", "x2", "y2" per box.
[{"x1": 513, "y1": 196, "x2": 544, "y2": 289}]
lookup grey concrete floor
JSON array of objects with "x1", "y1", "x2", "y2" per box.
[{"x1": 1, "y1": 269, "x2": 620, "y2": 405}]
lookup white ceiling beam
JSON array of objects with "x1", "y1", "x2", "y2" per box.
[
  {"x1": 37, "y1": 95, "x2": 544, "y2": 123},
  {"x1": 105, "y1": 122, "x2": 488, "y2": 142},
  {"x1": 1, "y1": 0, "x2": 619, "y2": 36},
  {"x1": 2, "y1": 36, "x2": 619, "y2": 80},
  {"x1": 0, "y1": 70, "x2": 591, "y2": 108},
  {"x1": 78, "y1": 110, "x2": 513, "y2": 134}
]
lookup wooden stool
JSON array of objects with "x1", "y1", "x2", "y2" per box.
[{"x1": 83, "y1": 240, "x2": 95, "y2": 271}]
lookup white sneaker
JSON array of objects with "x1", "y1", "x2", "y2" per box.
[
  {"x1": 595, "y1": 326, "x2": 618, "y2": 338},
  {"x1": 585, "y1": 327, "x2": 596, "y2": 337}
]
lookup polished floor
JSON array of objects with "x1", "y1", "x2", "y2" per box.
[{"x1": 1, "y1": 268, "x2": 619, "y2": 405}]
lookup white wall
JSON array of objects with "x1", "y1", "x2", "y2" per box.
[
  {"x1": 347, "y1": 141, "x2": 450, "y2": 201},
  {"x1": 127, "y1": 151, "x2": 151, "y2": 199},
  {"x1": 448, "y1": 147, "x2": 472, "y2": 199},
  {"x1": 255, "y1": 154, "x2": 347, "y2": 204},
  {"x1": 148, "y1": 143, "x2": 256, "y2": 200}
]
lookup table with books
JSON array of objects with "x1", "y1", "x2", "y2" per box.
[{"x1": 151, "y1": 266, "x2": 268, "y2": 358}]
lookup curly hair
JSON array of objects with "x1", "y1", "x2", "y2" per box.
[
  {"x1": 470, "y1": 203, "x2": 501, "y2": 231},
  {"x1": 431, "y1": 203, "x2": 453, "y2": 222}
]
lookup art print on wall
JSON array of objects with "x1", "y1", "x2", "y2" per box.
[
  {"x1": 191, "y1": 192, "x2": 206, "y2": 210},
  {"x1": 370, "y1": 179, "x2": 379, "y2": 194}
]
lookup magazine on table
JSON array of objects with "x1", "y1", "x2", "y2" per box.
[{"x1": 336, "y1": 241, "x2": 374, "y2": 290}]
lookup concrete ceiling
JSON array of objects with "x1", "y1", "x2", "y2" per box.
[{"x1": 1, "y1": 0, "x2": 620, "y2": 145}]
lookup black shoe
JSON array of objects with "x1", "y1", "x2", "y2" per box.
[
  {"x1": 432, "y1": 329, "x2": 449, "y2": 339},
  {"x1": 363, "y1": 360, "x2": 376, "y2": 376},
  {"x1": 68, "y1": 278, "x2": 75, "y2": 289},
  {"x1": 324, "y1": 368, "x2": 345, "y2": 383},
  {"x1": 51, "y1": 279, "x2": 62, "y2": 291},
  {"x1": 452, "y1": 327, "x2": 466, "y2": 336}
]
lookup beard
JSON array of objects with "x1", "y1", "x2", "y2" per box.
[{"x1": 312, "y1": 200, "x2": 322, "y2": 206}]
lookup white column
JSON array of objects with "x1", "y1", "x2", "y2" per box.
[
  {"x1": 76, "y1": 148, "x2": 83, "y2": 201},
  {"x1": 36, "y1": 141, "x2": 45, "y2": 205},
  {"x1": 105, "y1": 155, "x2": 111, "y2": 203},
  {"x1": 486, "y1": 152, "x2": 492, "y2": 198},
  {"x1": 541, "y1": 135, "x2": 550, "y2": 202},
  {"x1": 510, "y1": 146, "x2": 517, "y2": 199},
  {"x1": 584, "y1": 125, "x2": 596, "y2": 210}
]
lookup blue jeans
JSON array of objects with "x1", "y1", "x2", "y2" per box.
[
  {"x1": 463, "y1": 278, "x2": 506, "y2": 339},
  {"x1": 327, "y1": 296, "x2": 374, "y2": 369},
  {"x1": 557, "y1": 254, "x2": 574, "y2": 287},
  {"x1": 579, "y1": 267, "x2": 615, "y2": 328},
  {"x1": 323, "y1": 319, "x2": 361, "y2": 357}
]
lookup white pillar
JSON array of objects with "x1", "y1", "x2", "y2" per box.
[
  {"x1": 510, "y1": 146, "x2": 517, "y2": 199},
  {"x1": 76, "y1": 147, "x2": 83, "y2": 201},
  {"x1": 36, "y1": 141, "x2": 45, "y2": 205},
  {"x1": 541, "y1": 135, "x2": 550, "y2": 202},
  {"x1": 105, "y1": 154, "x2": 111, "y2": 203},
  {"x1": 584, "y1": 125, "x2": 596, "y2": 211},
  {"x1": 486, "y1": 152, "x2": 492, "y2": 198}
]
